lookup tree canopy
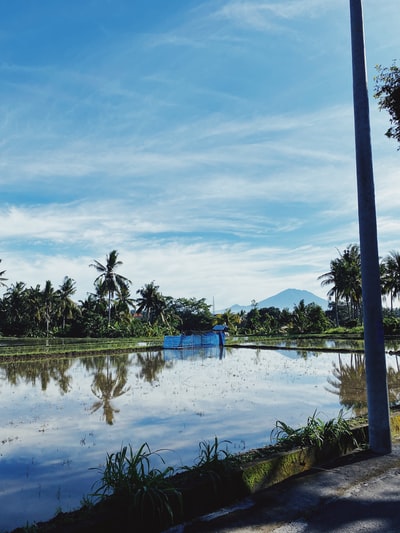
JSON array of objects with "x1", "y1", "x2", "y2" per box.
[
  {"x1": 374, "y1": 62, "x2": 400, "y2": 148},
  {"x1": 3, "y1": 243, "x2": 400, "y2": 338}
]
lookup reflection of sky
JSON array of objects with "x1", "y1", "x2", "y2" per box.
[{"x1": 0, "y1": 348, "x2": 398, "y2": 530}]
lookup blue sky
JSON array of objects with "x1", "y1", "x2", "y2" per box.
[{"x1": 1, "y1": 0, "x2": 400, "y2": 309}]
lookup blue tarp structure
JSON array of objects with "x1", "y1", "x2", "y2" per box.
[{"x1": 163, "y1": 325, "x2": 227, "y2": 349}]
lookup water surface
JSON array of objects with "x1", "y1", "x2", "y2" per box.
[{"x1": 1, "y1": 346, "x2": 399, "y2": 530}]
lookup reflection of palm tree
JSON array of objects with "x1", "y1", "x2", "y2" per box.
[
  {"x1": 0, "y1": 358, "x2": 73, "y2": 393},
  {"x1": 50, "y1": 358, "x2": 73, "y2": 394},
  {"x1": 326, "y1": 353, "x2": 367, "y2": 416},
  {"x1": 327, "y1": 353, "x2": 400, "y2": 416},
  {"x1": 90, "y1": 356, "x2": 130, "y2": 425},
  {"x1": 387, "y1": 366, "x2": 400, "y2": 406},
  {"x1": 135, "y1": 351, "x2": 170, "y2": 383}
]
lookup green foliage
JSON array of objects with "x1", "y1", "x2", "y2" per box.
[
  {"x1": 290, "y1": 300, "x2": 331, "y2": 334},
  {"x1": 374, "y1": 62, "x2": 400, "y2": 147},
  {"x1": 319, "y1": 244, "x2": 362, "y2": 327},
  {"x1": 5, "y1": 241, "x2": 400, "y2": 339},
  {"x1": 381, "y1": 251, "x2": 400, "y2": 310},
  {"x1": 271, "y1": 410, "x2": 357, "y2": 452},
  {"x1": 91, "y1": 442, "x2": 181, "y2": 529},
  {"x1": 241, "y1": 306, "x2": 290, "y2": 335},
  {"x1": 193, "y1": 437, "x2": 232, "y2": 468},
  {"x1": 167, "y1": 297, "x2": 214, "y2": 332},
  {"x1": 183, "y1": 437, "x2": 235, "y2": 496},
  {"x1": 136, "y1": 281, "x2": 168, "y2": 326},
  {"x1": 91, "y1": 438, "x2": 236, "y2": 528},
  {"x1": 324, "y1": 326, "x2": 363, "y2": 335},
  {"x1": 90, "y1": 250, "x2": 132, "y2": 326},
  {"x1": 383, "y1": 316, "x2": 400, "y2": 335}
]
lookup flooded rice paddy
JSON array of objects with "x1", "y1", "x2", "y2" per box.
[{"x1": 1, "y1": 345, "x2": 400, "y2": 531}]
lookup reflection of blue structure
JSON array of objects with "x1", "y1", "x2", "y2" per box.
[
  {"x1": 163, "y1": 345, "x2": 225, "y2": 361},
  {"x1": 163, "y1": 325, "x2": 227, "y2": 349}
]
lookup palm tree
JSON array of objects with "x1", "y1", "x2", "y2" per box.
[
  {"x1": 319, "y1": 244, "x2": 362, "y2": 325},
  {"x1": 58, "y1": 276, "x2": 78, "y2": 331},
  {"x1": 2, "y1": 282, "x2": 29, "y2": 335},
  {"x1": 381, "y1": 250, "x2": 400, "y2": 310},
  {"x1": 90, "y1": 250, "x2": 131, "y2": 326},
  {"x1": 41, "y1": 280, "x2": 58, "y2": 337},
  {"x1": 341, "y1": 244, "x2": 362, "y2": 322},
  {"x1": 136, "y1": 281, "x2": 167, "y2": 325},
  {"x1": 215, "y1": 308, "x2": 240, "y2": 333},
  {"x1": 114, "y1": 281, "x2": 135, "y2": 322},
  {"x1": 318, "y1": 258, "x2": 342, "y2": 326},
  {"x1": 0, "y1": 259, "x2": 7, "y2": 289}
]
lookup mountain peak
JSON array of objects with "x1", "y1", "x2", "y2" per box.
[{"x1": 222, "y1": 289, "x2": 328, "y2": 313}]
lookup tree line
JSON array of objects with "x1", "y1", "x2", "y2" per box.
[
  {"x1": 1, "y1": 245, "x2": 400, "y2": 338},
  {"x1": 0, "y1": 251, "x2": 221, "y2": 338}
]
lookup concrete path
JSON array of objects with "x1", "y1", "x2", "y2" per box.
[{"x1": 171, "y1": 444, "x2": 400, "y2": 532}]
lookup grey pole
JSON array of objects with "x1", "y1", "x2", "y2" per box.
[{"x1": 349, "y1": 0, "x2": 391, "y2": 454}]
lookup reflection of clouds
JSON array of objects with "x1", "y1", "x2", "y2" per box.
[
  {"x1": 0, "y1": 456, "x2": 96, "y2": 531},
  {"x1": 0, "y1": 348, "x2": 384, "y2": 529}
]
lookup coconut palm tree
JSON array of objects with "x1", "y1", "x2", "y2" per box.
[
  {"x1": 318, "y1": 258, "x2": 342, "y2": 326},
  {"x1": 41, "y1": 280, "x2": 58, "y2": 337},
  {"x1": 90, "y1": 250, "x2": 131, "y2": 326},
  {"x1": 341, "y1": 244, "x2": 362, "y2": 322},
  {"x1": 319, "y1": 244, "x2": 362, "y2": 325},
  {"x1": 381, "y1": 250, "x2": 400, "y2": 310},
  {"x1": 0, "y1": 259, "x2": 7, "y2": 289},
  {"x1": 136, "y1": 281, "x2": 167, "y2": 325},
  {"x1": 58, "y1": 276, "x2": 78, "y2": 331},
  {"x1": 1, "y1": 282, "x2": 29, "y2": 335},
  {"x1": 114, "y1": 281, "x2": 135, "y2": 323}
]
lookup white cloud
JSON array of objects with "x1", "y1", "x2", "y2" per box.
[{"x1": 215, "y1": 0, "x2": 340, "y2": 32}]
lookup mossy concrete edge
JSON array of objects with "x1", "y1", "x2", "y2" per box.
[
  {"x1": 239, "y1": 425, "x2": 368, "y2": 494},
  {"x1": 241, "y1": 411, "x2": 400, "y2": 495}
]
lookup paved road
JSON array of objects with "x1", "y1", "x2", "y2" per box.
[{"x1": 170, "y1": 444, "x2": 400, "y2": 533}]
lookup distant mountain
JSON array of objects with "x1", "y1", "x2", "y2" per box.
[
  {"x1": 224, "y1": 289, "x2": 329, "y2": 313},
  {"x1": 257, "y1": 289, "x2": 329, "y2": 310}
]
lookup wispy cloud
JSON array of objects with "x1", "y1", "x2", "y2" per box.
[{"x1": 215, "y1": 0, "x2": 338, "y2": 30}]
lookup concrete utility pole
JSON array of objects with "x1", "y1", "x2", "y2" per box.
[{"x1": 349, "y1": 0, "x2": 391, "y2": 454}]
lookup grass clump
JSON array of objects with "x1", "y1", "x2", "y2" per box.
[
  {"x1": 271, "y1": 410, "x2": 358, "y2": 452},
  {"x1": 187, "y1": 437, "x2": 234, "y2": 491},
  {"x1": 91, "y1": 442, "x2": 182, "y2": 531},
  {"x1": 193, "y1": 436, "x2": 232, "y2": 467}
]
